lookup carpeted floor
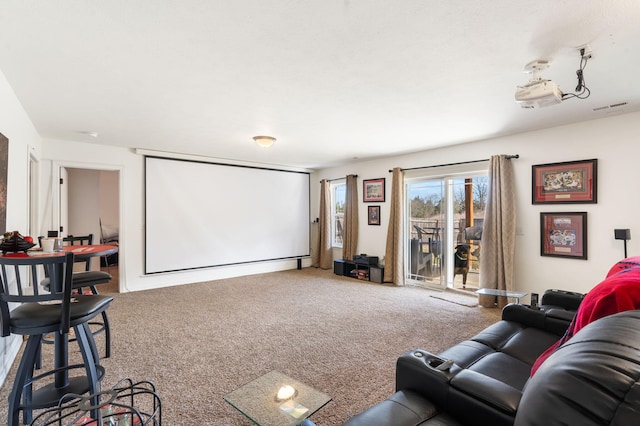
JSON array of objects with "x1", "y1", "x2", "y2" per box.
[{"x1": 0, "y1": 268, "x2": 500, "y2": 425}]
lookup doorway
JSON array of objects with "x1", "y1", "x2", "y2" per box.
[{"x1": 60, "y1": 167, "x2": 120, "y2": 292}]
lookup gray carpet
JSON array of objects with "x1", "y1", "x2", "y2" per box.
[{"x1": 0, "y1": 268, "x2": 501, "y2": 425}]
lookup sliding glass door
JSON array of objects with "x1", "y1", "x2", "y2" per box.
[
  {"x1": 406, "y1": 172, "x2": 488, "y2": 290},
  {"x1": 407, "y1": 179, "x2": 445, "y2": 288}
]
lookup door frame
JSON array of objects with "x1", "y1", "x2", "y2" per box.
[{"x1": 51, "y1": 160, "x2": 124, "y2": 289}]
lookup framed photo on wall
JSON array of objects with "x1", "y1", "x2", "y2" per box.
[
  {"x1": 532, "y1": 159, "x2": 597, "y2": 204},
  {"x1": 363, "y1": 178, "x2": 385, "y2": 202},
  {"x1": 540, "y1": 212, "x2": 587, "y2": 259},
  {"x1": 368, "y1": 206, "x2": 381, "y2": 225}
]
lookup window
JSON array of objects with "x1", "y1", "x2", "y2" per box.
[
  {"x1": 406, "y1": 172, "x2": 488, "y2": 290},
  {"x1": 332, "y1": 182, "x2": 346, "y2": 247}
]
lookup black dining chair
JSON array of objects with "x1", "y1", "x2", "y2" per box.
[
  {"x1": 38, "y1": 234, "x2": 113, "y2": 358},
  {"x1": 0, "y1": 252, "x2": 113, "y2": 425}
]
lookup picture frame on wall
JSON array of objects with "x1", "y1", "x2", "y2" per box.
[
  {"x1": 363, "y1": 178, "x2": 385, "y2": 202},
  {"x1": 368, "y1": 206, "x2": 380, "y2": 225},
  {"x1": 532, "y1": 159, "x2": 597, "y2": 204},
  {"x1": 540, "y1": 212, "x2": 587, "y2": 259}
]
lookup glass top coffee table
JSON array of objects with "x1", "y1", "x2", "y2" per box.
[
  {"x1": 476, "y1": 288, "x2": 527, "y2": 304},
  {"x1": 224, "y1": 371, "x2": 331, "y2": 426}
]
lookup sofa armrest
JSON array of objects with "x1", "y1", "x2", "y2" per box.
[
  {"x1": 450, "y1": 369, "x2": 522, "y2": 415},
  {"x1": 396, "y1": 350, "x2": 460, "y2": 408},
  {"x1": 501, "y1": 304, "x2": 546, "y2": 328},
  {"x1": 342, "y1": 390, "x2": 441, "y2": 426},
  {"x1": 540, "y1": 289, "x2": 584, "y2": 311},
  {"x1": 501, "y1": 303, "x2": 573, "y2": 336}
]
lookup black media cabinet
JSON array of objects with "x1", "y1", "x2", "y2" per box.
[{"x1": 334, "y1": 259, "x2": 384, "y2": 284}]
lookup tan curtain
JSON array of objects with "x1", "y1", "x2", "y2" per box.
[
  {"x1": 383, "y1": 168, "x2": 405, "y2": 285},
  {"x1": 479, "y1": 155, "x2": 516, "y2": 308},
  {"x1": 342, "y1": 174, "x2": 359, "y2": 261},
  {"x1": 315, "y1": 179, "x2": 333, "y2": 269}
]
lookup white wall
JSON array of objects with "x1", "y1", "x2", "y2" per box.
[
  {"x1": 0, "y1": 69, "x2": 43, "y2": 386},
  {"x1": 67, "y1": 168, "x2": 101, "y2": 239},
  {"x1": 39, "y1": 143, "x2": 305, "y2": 293},
  {"x1": 99, "y1": 170, "x2": 119, "y2": 229},
  {"x1": 313, "y1": 112, "x2": 640, "y2": 300}
]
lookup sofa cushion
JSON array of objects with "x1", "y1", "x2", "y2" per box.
[
  {"x1": 438, "y1": 324, "x2": 559, "y2": 392},
  {"x1": 468, "y1": 320, "x2": 525, "y2": 349},
  {"x1": 437, "y1": 340, "x2": 495, "y2": 369},
  {"x1": 499, "y1": 327, "x2": 559, "y2": 366},
  {"x1": 465, "y1": 352, "x2": 531, "y2": 390}
]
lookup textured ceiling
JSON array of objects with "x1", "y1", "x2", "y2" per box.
[{"x1": 0, "y1": 1, "x2": 639, "y2": 169}]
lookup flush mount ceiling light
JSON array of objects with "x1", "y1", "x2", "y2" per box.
[{"x1": 253, "y1": 135, "x2": 276, "y2": 148}]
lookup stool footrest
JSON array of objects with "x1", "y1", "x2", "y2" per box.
[{"x1": 23, "y1": 365, "x2": 105, "y2": 410}]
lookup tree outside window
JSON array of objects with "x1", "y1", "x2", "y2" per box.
[{"x1": 332, "y1": 183, "x2": 346, "y2": 247}]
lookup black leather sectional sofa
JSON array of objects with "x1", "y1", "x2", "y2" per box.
[{"x1": 343, "y1": 290, "x2": 640, "y2": 425}]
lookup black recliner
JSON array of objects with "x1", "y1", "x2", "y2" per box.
[
  {"x1": 345, "y1": 310, "x2": 640, "y2": 425},
  {"x1": 343, "y1": 290, "x2": 630, "y2": 426}
]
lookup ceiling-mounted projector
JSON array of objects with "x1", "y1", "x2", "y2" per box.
[{"x1": 515, "y1": 60, "x2": 563, "y2": 109}]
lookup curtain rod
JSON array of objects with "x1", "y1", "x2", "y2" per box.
[
  {"x1": 389, "y1": 154, "x2": 519, "y2": 173},
  {"x1": 321, "y1": 174, "x2": 358, "y2": 183}
]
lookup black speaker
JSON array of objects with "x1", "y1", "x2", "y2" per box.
[
  {"x1": 334, "y1": 260, "x2": 347, "y2": 276},
  {"x1": 614, "y1": 229, "x2": 631, "y2": 240}
]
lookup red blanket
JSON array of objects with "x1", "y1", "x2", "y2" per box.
[{"x1": 531, "y1": 257, "x2": 640, "y2": 376}]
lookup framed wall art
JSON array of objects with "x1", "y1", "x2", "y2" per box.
[
  {"x1": 363, "y1": 178, "x2": 385, "y2": 202},
  {"x1": 540, "y1": 212, "x2": 587, "y2": 259},
  {"x1": 532, "y1": 159, "x2": 597, "y2": 204},
  {"x1": 368, "y1": 205, "x2": 380, "y2": 225}
]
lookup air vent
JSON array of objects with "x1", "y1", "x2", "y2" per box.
[
  {"x1": 593, "y1": 101, "x2": 628, "y2": 112},
  {"x1": 610, "y1": 101, "x2": 628, "y2": 108}
]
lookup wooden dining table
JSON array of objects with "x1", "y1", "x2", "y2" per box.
[{"x1": 1, "y1": 244, "x2": 119, "y2": 392}]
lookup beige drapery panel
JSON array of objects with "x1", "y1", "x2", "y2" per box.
[
  {"x1": 315, "y1": 179, "x2": 333, "y2": 269},
  {"x1": 342, "y1": 174, "x2": 359, "y2": 261},
  {"x1": 479, "y1": 155, "x2": 516, "y2": 308},
  {"x1": 383, "y1": 168, "x2": 405, "y2": 285}
]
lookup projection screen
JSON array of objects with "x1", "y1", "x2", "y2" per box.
[{"x1": 145, "y1": 156, "x2": 310, "y2": 274}]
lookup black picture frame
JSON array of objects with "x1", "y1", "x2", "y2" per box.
[
  {"x1": 532, "y1": 159, "x2": 597, "y2": 204},
  {"x1": 540, "y1": 212, "x2": 587, "y2": 259},
  {"x1": 368, "y1": 206, "x2": 381, "y2": 225}
]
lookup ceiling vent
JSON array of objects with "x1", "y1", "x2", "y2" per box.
[{"x1": 593, "y1": 101, "x2": 628, "y2": 112}]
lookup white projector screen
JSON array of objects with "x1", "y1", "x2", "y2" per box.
[{"x1": 145, "y1": 156, "x2": 310, "y2": 274}]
